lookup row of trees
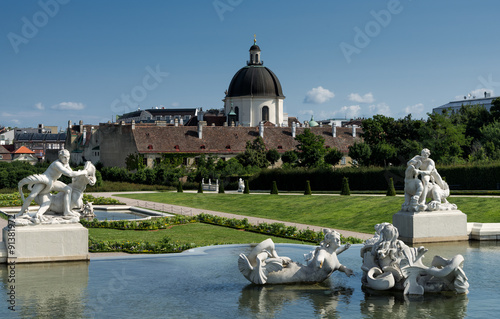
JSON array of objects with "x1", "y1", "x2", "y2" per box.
[{"x1": 349, "y1": 99, "x2": 500, "y2": 166}]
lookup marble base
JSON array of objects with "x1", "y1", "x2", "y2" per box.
[
  {"x1": 2, "y1": 223, "x2": 89, "y2": 263},
  {"x1": 469, "y1": 223, "x2": 500, "y2": 240},
  {"x1": 393, "y1": 210, "x2": 468, "y2": 244}
]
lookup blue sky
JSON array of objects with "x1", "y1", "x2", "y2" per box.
[{"x1": 2, "y1": 0, "x2": 500, "y2": 130}]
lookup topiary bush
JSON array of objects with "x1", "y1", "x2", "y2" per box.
[
  {"x1": 340, "y1": 177, "x2": 350, "y2": 196},
  {"x1": 304, "y1": 180, "x2": 312, "y2": 195},
  {"x1": 177, "y1": 182, "x2": 183, "y2": 193},
  {"x1": 271, "y1": 181, "x2": 279, "y2": 195},
  {"x1": 386, "y1": 177, "x2": 396, "y2": 196},
  {"x1": 244, "y1": 180, "x2": 250, "y2": 194}
]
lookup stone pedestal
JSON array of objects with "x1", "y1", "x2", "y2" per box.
[
  {"x1": 3, "y1": 223, "x2": 89, "y2": 263},
  {"x1": 393, "y1": 210, "x2": 468, "y2": 244}
]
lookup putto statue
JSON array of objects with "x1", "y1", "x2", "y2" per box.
[
  {"x1": 360, "y1": 223, "x2": 469, "y2": 295},
  {"x1": 402, "y1": 148, "x2": 457, "y2": 212},
  {"x1": 238, "y1": 229, "x2": 353, "y2": 285},
  {"x1": 15, "y1": 149, "x2": 96, "y2": 225}
]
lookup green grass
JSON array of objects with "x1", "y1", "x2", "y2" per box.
[
  {"x1": 89, "y1": 223, "x2": 311, "y2": 246},
  {"x1": 117, "y1": 193, "x2": 500, "y2": 234}
]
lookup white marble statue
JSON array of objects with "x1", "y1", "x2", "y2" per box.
[
  {"x1": 238, "y1": 178, "x2": 245, "y2": 192},
  {"x1": 15, "y1": 154, "x2": 97, "y2": 225},
  {"x1": 402, "y1": 149, "x2": 457, "y2": 212},
  {"x1": 238, "y1": 229, "x2": 353, "y2": 285},
  {"x1": 360, "y1": 223, "x2": 469, "y2": 295}
]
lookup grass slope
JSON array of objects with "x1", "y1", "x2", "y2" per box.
[{"x1": 118, "y1": 193, "x2": 500, "y2": 234}]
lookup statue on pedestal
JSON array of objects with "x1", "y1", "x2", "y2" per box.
[
  {"x1": 402, "y1": 148, "x2": 457, "y2": 212},
  {"x1": 360, "y1": 223, "x2": 469, "y2": 295},
  {"x1": 15, "y1": 149, "x2": 96, "y2": 225},
  {"x1": 238, "y1": 178, "x2": 245, "y2": 192},
  {"x1": 238, "y1": 229, "x2": 353, "y2": 284}
]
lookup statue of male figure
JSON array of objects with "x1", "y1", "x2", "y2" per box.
[
  {"x1": 17, "y1": 149, "x2": 87, "y2": 217},
  {"x1": 409, "y1": 148, "x2": 444, "y2": 205}
]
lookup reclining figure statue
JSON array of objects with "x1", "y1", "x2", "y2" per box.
[{"x1": 238, "y1": 229, "x2": 353, "y2": 285}]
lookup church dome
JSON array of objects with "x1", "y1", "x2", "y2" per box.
[{"x1": 227, "y1": 65, "x2": 284, "y2": 98}]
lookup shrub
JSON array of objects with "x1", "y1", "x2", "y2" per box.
[
  {"x1": 197, "y1": 182, "x2": 203, "y2": 193},
  {"x1": 304, "y1": 180, "x2": 312, "y2": 195},
  {"x1": 340, "y1": 177, "x2": 350, "y2": 196},
  {"x1": 244, "y1": 180, "x2": 250, "y2": 194},
  {"x1": 386, "y1": 177, "x2": 396, "y2": 196},
  {"x1": 218, "y1": 181, "x2": 225, "y2": 193},
  {"x1": 177, "y1": 182, "x2": 183, "y2": 193},
  {"x1": 271, "y1": 181, "x2": 279, "y2": 195}
]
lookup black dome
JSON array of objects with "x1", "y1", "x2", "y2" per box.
[
  {"x1": 227, "y1": 65, "x2": 284, "y2": 98},
  {"x1": 249, "y1": 44, "x2": 261, "y2": 51}
]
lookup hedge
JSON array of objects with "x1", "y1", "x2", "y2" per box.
[{"x1": 248, "y1": 164, "x2": 500, "y2": 191}]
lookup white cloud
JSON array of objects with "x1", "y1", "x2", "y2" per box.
[
  {"x1": 1, "y1": 112, "x2": 14, "y2": 117},
  {"x1": 348, "y1": 92, "x2": 374, "y2": 103},
  {"x1": 298, "y1": 109, "x2": 314, "y2": 116},
  {"x1": 304, "y1": 86, "x2": 335, "y2": 104},
  {"x1": 405, "y1": 103, "x2": 424, "y2": 116},
  {"x1": 369, "y1": 103, "x2": 391, "y2": 116},
  {"x1": 339, "y1": 105, "x2": 361, "y2": 119},
  {"x1": 34, "y1": 102, "x2": 44, "y2": 110},
  {"x1": 171, "y1": 102, "x2": 180, "y2": 107},
  {"x1": 51, "y1": 102, "x2": 86, "y2": 110}
]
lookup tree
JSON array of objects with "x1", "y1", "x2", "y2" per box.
[
  {"x1": 348, "y1": 142, "x2": 372, "y2": 166},
  {"x1": 324, "y1": 147, "x2": 343, "y2": 167},
  {"x1": 236, "y1": 137, "x2": 269, "y2": 168},
  {"x1": 418, "y1": 112, "x2": 471, "y2": 164},
  {"x1": 295, "y1": 128, "x2": 327, "y2": 168},
  {"x1": 371, "y1": 142, "x2": 397, "y2": 167},
  {"x1": 304, "y1": 180, "x2": 312, "y2": 195},
  {"x1": 340, "y1": 177, "x2": 350, "y2": 195},
  {"x1": 281, "y1": 150, "x2": 299, "y2": 167},
  {"x1": 271, "y1": 181, "x2": 278, "y2": 195},
  {"x1": 266, "y1": 149, "x2": 280, "y2": 167}
]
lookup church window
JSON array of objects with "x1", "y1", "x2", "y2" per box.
[{"x1": 262, "y1": 106, "x2": 269, "y2": 122}]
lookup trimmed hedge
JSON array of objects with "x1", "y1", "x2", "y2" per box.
[{"x1": 248, "y1": 164, "x2": 500, "y2": 191}]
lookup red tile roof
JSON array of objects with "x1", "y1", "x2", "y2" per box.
[
  {"x1": 14, "y1": 146, "x2": 35, "y2": 154},
  {"x1": 132, "y1": 125, "x2": 361, "y2": 154}
]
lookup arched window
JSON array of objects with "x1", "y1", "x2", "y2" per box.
[
  {"x1": 235, "y1": 106, "x2": 239, "y2": 122},
  {"x1": 262, "y1": 106, "x2": 269, "y2": 122}
]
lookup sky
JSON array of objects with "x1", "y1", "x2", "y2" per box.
[{"x1": 1, "y1": 0, "x2": 500, "y2": 131}]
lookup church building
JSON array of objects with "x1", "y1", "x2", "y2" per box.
[{"x1": 223, "y1": 39, "x2": 287, "y2": 127}]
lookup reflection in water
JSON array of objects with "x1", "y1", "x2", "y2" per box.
[
  {"x1": 360, "y1": 288, "x2": 468, "y2": 319},
  {"x1": 238, "y1": 282, "x2": 354, "y2": 318},
  {"x1": 0, "y1": 261, "x2": 88, "y2": 318}
]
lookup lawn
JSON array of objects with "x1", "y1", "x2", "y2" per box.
[
  {"x1": 117, "y1": 192, "x2": 500, "y2": 234},
  {"x1": 88, "y1": 222, "x2": 311, "y2": 246}
]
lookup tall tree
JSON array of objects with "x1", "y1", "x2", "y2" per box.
[
  {"x1": 295, "y1": 128, "x2": 327, "y2": 168},
  {"x1": 348, "y1": 142, "x2": 372, "y2": 166},
  {"x1": 236, "y1": 137, "x2": 269, "y2": 168},
  {"x1": 324, "y1": 147, "x2": 343, "y2": 167}
]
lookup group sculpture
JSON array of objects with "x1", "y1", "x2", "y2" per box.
[
  {"x1": 402, "y1": 148, "x2": 457, "y2": 212},
  {"x1": 360, "y1": 223, "x2": 469, "y2": 295},
  {"x1": 238, "y1": 229, "x2": 353, "y2": 284},
  {"x1": 14, "y1": 149, "x2": 96, "y2": 225}
]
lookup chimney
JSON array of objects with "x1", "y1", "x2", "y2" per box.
[
  {"x1": 79, "y1": 120, "x2": 83, "y2": 133},
  {"x1": 292, "y1": 122, "x2": 296, "y2": 138},
  {"x1": 68, "y1": 120, "x2": 71, "y2": 130},
  {"x1": 174, "y1": 118, "x2": 179, "y2": 127},
  {"x1": 352, "y1": 126, "x2": 356, "y2": 138},
  {"x1": 332, "y1": 124, "x2": 336, "y2": 137},
  {"x1": 131, "y1": 120, "x2": 135, "y2": 130},
  {"x1": 198, "y1": 123, "x2": 203, "y2": 139},
  {"x1": 231, "y1": 121, "x2": 235, "y2": 127},
  {"x1": 259, "y1": 121, "x2": 264, "y2": 138},
  {"x1": 83, "y1": 127, "x2": 87, "y2": 142},
  {"x1": 223, "y1": 122, "x2": 228, "y2": 127}
]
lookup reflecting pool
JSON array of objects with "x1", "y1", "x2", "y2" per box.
[
  {"x1": 1, "y1": 241, "x2": 499, "y2": 318},
  {"x1": 93, "y1": 210, "x2": 147, "y2": 221}
]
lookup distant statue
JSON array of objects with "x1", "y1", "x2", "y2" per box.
[
  {"x1": 238, "y1": 178, "x2": 245, "y2": 192},
  {"x1": 360, "y1": 223, "x2": 469, "y2": 295},
  {"x1": 402, "y1": 149, "x2": 456, "y2": 211},
  {"x1": 15, "y1": 151, "x2": 96, "y2": 225},
  {"x1": 238, "y1": 229, "x2": 353, "y2": 285}
]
